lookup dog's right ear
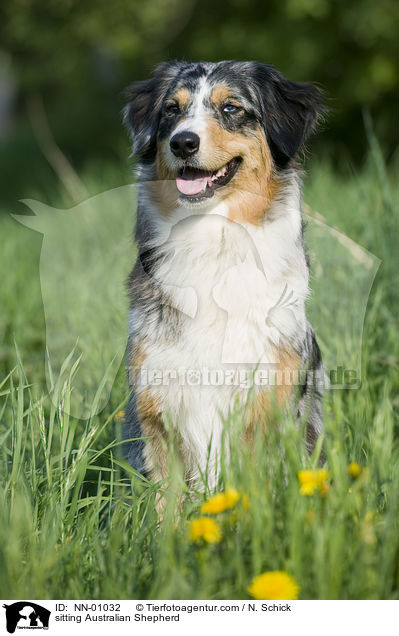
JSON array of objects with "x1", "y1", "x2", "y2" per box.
[{"x1": 123, "y1": 61, "x2": 183, "y2": 163}]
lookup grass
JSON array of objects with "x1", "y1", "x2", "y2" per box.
[{"x1": 1, "y1": 141, "x2": 399, "y2": 600}]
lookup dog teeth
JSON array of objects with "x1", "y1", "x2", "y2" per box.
[
  {"x1": 213, "y1": 165, "x2": 228, "y2": 179},
  {"x1": 206, "y1": 162, "x2": 230, "y2": 186}
]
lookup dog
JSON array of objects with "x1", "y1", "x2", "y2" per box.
[{"x1": 122, "y1": 60, "x2": 324, "y2": 490}]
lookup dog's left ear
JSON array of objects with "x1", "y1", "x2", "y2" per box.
[
  {"x1": 123, "y1": 61, "x2": 183, "y2": 163},
  {"x1": 252, "y1": 63, "x2": 325, "y2": 168}
]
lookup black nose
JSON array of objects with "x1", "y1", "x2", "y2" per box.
[{"x1": 169, "y1": 131, "x2": 200, "y2": 158}]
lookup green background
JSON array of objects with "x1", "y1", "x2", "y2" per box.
[
  {"x1": 1, "y1": 1, "x2": 399, "y2": 600},
  {"x1": 1, "y1": 0, "x2": 399, "y2": 208}
]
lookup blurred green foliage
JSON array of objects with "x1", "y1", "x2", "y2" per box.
[{"x1": 0, "y1": 0, "x2": 398, "y2": 204}]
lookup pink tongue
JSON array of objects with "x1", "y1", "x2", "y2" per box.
[{"x1": 176, "y1": 175, "x2": 208, "y2": 195}]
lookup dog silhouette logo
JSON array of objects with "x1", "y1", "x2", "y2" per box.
[{"x1": 2, "y1": 602, "x2": 50, "y2": 633}]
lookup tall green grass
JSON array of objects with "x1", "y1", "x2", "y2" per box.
[{"x1": 1, "y1": 143, "x2": 399, "y2": 599}]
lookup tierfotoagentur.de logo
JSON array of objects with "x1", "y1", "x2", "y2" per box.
[{"x1": 2, "y1": 603, "x2": 51, "y2": 633}]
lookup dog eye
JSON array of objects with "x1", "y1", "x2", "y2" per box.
[
  {"x1": 165, "y1": 102, "x2": 179, "y2": 115},
  {"x1": 223, "y1": 104, "x2": 240, "y2": 114}
]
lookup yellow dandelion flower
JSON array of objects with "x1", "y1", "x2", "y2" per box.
[
  {"x1": 189, "y1": 517, "x2": 222, "y2": 543},
  {"x1": 200, "y1": 488, "x2": 240, "y2": 514},
  {"x1": 299, "y1": 480, "x2": 318, "y2": 496},
  {"x1": 248, "y1": 571, "x2": 299, "y2": 600},
  {"x1": 114, "y1": 410, "x2": 125, "y2": 422},
  {"x1": 348, "y1": 462, "x2": 362, "y2": 479},
  {"x1": 298, "y1": 469, "x2": 330, "y2": 496}
]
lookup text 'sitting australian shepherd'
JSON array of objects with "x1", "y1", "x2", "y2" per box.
[{"x1": 123, "y1": 60, "x2": 324, "y2": 490}]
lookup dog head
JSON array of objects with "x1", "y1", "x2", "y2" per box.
[{"x1": 124, "y1": 61, "x2": 323, "y2": 221}]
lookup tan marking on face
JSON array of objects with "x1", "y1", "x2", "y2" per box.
[
  {"x1": 228, "y1": 128, "x2": 279, "y2": 225},
  {"x1": 243, "y1": 348, "x2": 301, "y2": 442},
  {"x1": 210, "y1": 84, "x2": 235, "y2": 107},
  {"x1": 154, "y1": 105, "x2": 279, "y2": 222},
  {"x1": 200, "y1": 119, "x2": 279, "y2": 224},
  {"x1": 172, "y1": 87, "x2": 191, "y2": 109}
]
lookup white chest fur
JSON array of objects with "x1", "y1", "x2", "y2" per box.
[{"x1": 132, "y1": 179, "x2": 309, "y2": 483}]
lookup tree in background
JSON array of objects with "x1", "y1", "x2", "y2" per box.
[{"x1": 0, "y1": 0, "x2": 398, "y2": 200}]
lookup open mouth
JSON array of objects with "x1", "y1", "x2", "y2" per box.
[{"x1": 176, "y1": 157, "x2": 242, "y2": 201}]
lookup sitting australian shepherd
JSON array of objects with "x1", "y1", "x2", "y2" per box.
[{"x1": 122, "y1": 60, "x2": 324, "y2": 490}]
